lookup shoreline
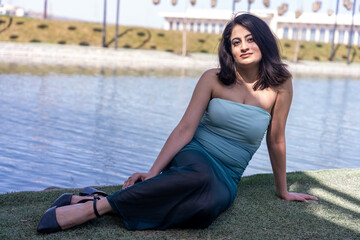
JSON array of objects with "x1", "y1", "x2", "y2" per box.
[
  {"x1": 1, "y1": 167, "x2": 358, "y2": 195},
  {"x1": 1, "y1": 42, "x2": 360, "y2": 77}
]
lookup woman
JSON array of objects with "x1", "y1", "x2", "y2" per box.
[{"x1": 37, "y1": 13, "x2": 317, "y2": 233}]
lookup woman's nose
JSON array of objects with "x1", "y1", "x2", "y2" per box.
[{"x1": 240, "y1": 42, "x2": 249, "y2": 51}]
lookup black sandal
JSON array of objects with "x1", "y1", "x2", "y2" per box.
[
  {"x1": 50, "y1": 187, "x2": 107, "y2": 208},
  {"x1": 38, "y1": 195, "x2": 102, "y2": 233},
  {"x1": 79, "y1": 187, "x2": 108, "y2": 197},
  {"x1": 93, "y1": 194, "x2": 102, "y2": 218},
  {"x1": 37, "y1": 206, "x2": 61, "y2": 233}
]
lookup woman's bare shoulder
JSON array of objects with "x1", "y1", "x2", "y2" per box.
[
  {"x1": 199, "y1": 68, "x2": 220, "y2": 84},
  {"x1": 272, "y1": 77, "x2": 293, "y2": 94},
  {"x1": 201, "y1": 68, "x2": 220, "y2": 77},
  {"x1": 279, "y1": 78, "x2": 293, "y2": 93}
]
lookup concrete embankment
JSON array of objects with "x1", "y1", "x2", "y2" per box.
[{"x1": 0, "y1": 42, "x2": 359, "y2": 77}]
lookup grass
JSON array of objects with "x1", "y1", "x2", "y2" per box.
[
  {"x1": 0, "y1": 168, "x2": 359, "y2": 239},
  {"x1": 1, "y1": 15, "x2": 360, "y2": 63}
]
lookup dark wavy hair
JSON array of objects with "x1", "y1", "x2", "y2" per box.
[{"x1": 218, "y1": 13, "x2": 292, "y2": 90}]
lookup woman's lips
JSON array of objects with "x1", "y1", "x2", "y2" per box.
[{"x1": 240, "y1": 53, "x2": 252, "y2": 58}]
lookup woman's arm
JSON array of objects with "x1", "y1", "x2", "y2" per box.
[
  {"x1": 266, "y1": 78, "x2": 317, "y2": 202},
  {"x1": 122, "y1": 69, "x2": 217, "y2": 189}
]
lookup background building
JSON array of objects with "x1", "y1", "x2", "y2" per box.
[
  {"x1": 160, "y1": 9, "x2": 360, "y2": 46},
  {"x1": 0, "y1": 4, "x2": 27, "y2": 17}
]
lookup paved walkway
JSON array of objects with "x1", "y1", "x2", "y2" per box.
[{"x1": 0, "y1": 42, "x2": 359, "y2": 77}]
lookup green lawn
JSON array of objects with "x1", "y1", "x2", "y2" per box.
[
  {"x1": 1, "y1": 15, "x2": 360, "y2": 63},
  {"x1": 1, "y1": 168, "x2": 359, "y2": 239}
]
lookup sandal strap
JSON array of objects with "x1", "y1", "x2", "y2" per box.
[{"x1": 93, "y1": 194, "x2": 101, "y2": 218}]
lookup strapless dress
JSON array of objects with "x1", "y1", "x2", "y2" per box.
[{"x1": 107, "y1": 98, "x2": 271, "y2": 230}]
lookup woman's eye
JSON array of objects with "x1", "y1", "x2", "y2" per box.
[
  {"x1": 247, "y1": 38, "x2": 254, "y2": 42},
  {"x1": 232, "y1": 41, "x2": 240, "y2": 46}
]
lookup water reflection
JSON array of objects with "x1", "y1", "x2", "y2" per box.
[
  {"x1": 0, "y1": 63, "x2": 359, "y2": 193},
  {"x1": 0, "y1": 63, "x2": 204, "y2": 78}
]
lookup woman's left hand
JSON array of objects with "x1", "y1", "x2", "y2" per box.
[{"x1": 279, "y1": 191, "x2": 318, "y2": 202}]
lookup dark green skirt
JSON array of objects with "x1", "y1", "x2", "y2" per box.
[{"x1": 107, "y1": 148, "x2": 234, "y2": 230}]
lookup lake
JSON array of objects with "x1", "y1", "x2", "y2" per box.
[{"x1": 0, "y1": 64, "x2": 359, "y2": 194}]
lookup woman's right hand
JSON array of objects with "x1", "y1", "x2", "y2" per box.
[{"x1": 122, "y1": 172, "x2": 156, "y2": 190}]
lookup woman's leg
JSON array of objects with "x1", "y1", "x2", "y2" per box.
[
  {"x1": 56, "y1": 197, "x2": 113, "y2": 230},
  {"x1": 69, "y1": 195, "x2": 106, "y2": 204},
  {"x1": 107, "y1": 150, "x2": 232, "y2": 230}
]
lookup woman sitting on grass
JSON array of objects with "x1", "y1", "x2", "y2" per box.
[{"x1": 37, "y1": 13, "x2": 318, "y2": 233}]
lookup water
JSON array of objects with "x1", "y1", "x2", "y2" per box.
[{"x1": 0, "y1": 64, "x2": 359, "y2": 194}]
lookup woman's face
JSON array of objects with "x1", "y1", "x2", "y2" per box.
[{"x1": 230, "y1": 24, "x2": 262, "y2": 68}]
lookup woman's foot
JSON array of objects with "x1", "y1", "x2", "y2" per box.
[
  {"x1": 56, "y1": 197, "x2": 112, "y2": 230},
  {"x1": 38, "y1": 196, "x2": 112, "y2": 233}
]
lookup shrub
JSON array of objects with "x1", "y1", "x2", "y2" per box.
[
  {"x1": 58, "y1": 40, "x2": 66, "y2": 45},
  {"x1": 37, "y1": 24, "x2": 48, "y2": 29},
  {"x1": 198, "y1": 39, "x2": 205, "y2": 43},
  {"x1": 93, "y1": 27, "x2": 102, "y2": 32},
  {"x1": 0, "y1": 20, "x2": 6, "y2": 24},
  {"x1": 165, "y1": 49, "x2": 174, "y2": 53},
  {"x1": 150, "y1": 45, "x2": 157, "y2": 49},
  {"x1": 123, "y1": 44, "x2": 132, "y2": 48},
  {"x1": 284, "y1": 43, "x2": 291, "y2": 48},
  {"x1": 316, "y1": 43, "x2": 322, "y2": 48},
  {"x1": 314, "y1": 56, "x2": 320, "y2": 61},
  {"x1": 200, "y1": 50, "x2": 208, "y2": 53},
  {"x1": 9, "y1": 35, "x2": 18, "y2": 39},
  {"x1": 79, "y1": 42, "x2": 89, "y2": 46},
  {"x1": 137, "y1": 32, "x2": 145, "y2": 37},
  {"x1": 157, "y1": 33, "x2": 165, "y2": 37},
  {"x1": 30, "y1": 39, "x2": 41, "y2": 43},
  {"x1": 16, "y1": 21, "x2": 24, "y2": 25},
  {"x1": 68, "y1": 26, "x2": 77, "y2": 31},
  {"x1": 300, "y1": 44, "x2": 305, "y2": 49}
]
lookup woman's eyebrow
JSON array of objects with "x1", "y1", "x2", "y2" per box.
[{"x1": 231, "y1": 33, "x2": 252, "y2": 42}]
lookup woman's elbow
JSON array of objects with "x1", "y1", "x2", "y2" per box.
[
  {"x1": 175, "y1": 122, "x2": 197, "y2": 142},
  {"x1": 266, "y1": 134, "x2": 286, "y2": 148}
]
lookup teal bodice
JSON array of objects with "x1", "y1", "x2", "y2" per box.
[{"x1": 181, "y1": 98, "x2": 271, "y2": 200}]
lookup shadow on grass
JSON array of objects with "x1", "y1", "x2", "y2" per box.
[
  {"x1": 231, "y1": 169, "x2": 360, "y2": 239},
  {"x1": 0, "y1": 169, "x2": 359, "y2": 239}
]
